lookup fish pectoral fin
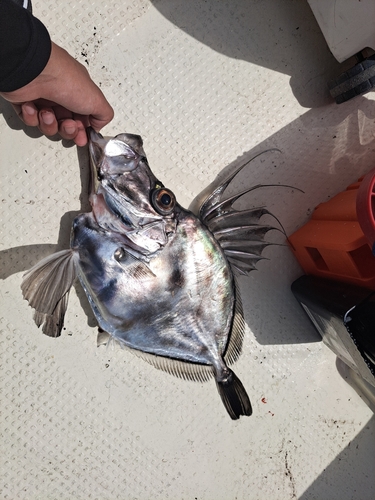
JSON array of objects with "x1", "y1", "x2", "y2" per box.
[
  {"x1": 33, "y1": 293, "x2": 69, "y2": 338},
  {"x1": 21, "y1": 249, "x2": 77, "y2": 337},
  {"x1": 115, "y1": 249, "x2": 156, "y2": 279},
  {"x1": 126, "y1": 261, "x2": 156, "y2": 280},
  {"x1": 216, "y1": 369, "x2": 252, "y2": 420}
]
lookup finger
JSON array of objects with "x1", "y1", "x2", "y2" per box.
[
  {"x1": 59, "y1": 115, "x2": 89, "y2": 146},
  {"x1": 58, "y1": 118, "x2": 78, "y2": 140},
  {"x1": 73, "y1": 120, "x2": 89, "y2": 147},
  {"x1": 18, "y1": 102, "x2": 39, "y2": 127},
  {"x1": 89, "y1": 101, "x2": 114, "y2": 131},
  {"x1": 38, "y1": 109, "x2": 59, "y2": 136},
  {"x1": 53, "y1": 104, "x2": 74, "y2": 122}
]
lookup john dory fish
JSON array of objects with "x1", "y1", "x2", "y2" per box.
[{"x1": 22, "y1": 129, "x2": 282, "y2": 420}]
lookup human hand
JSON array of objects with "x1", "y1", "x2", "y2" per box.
[{"x1": 0, "y1": 42, "x2": 114, "y2": 146}]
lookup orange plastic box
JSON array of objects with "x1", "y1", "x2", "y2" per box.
[{"x1": 288, "y1": 171, "x2": 375, "y2": 288}]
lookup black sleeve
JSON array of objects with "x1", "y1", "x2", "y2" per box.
[{"x1": 0, "y1": 0, "x2": 51, "y2": 92}]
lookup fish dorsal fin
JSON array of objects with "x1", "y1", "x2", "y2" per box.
[
  {"x1": 112, "y1": 338, "x2": 215, "y2": 383},
  {"x1": 190, "y1": 151, "x2": 303, "y2": 279},
  {"x1": 224, "y1": 278, "x2": 245, "y2": 366},
  {"x1": 21, "y1": 249, "x2": 77, "y2": 337},
  {"x1": 189, "y1": 149, "x2": 281, "y2": 218}
]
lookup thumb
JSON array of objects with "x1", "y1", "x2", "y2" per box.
[{"x1": 89, "y1": 101, "x2": 114, "y2": 131}]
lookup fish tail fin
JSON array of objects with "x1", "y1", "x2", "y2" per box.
[
  {"x1": 21, "y1": 249, "x2": 77, "y2": 337},
  {"x1": 216, "y1": 369, "x2": 252, "y2": 420}
]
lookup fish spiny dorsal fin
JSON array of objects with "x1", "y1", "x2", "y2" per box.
[
  {"x1": 213, "y1": 225, "x2": 281, "y2": 242},
  {"x1": 190, "y1": 150, "x2": 304, "y2": 277},
  {"x1": 215, "y1": 224, "x2": 284, "y2": 275},
  {"x1": 190, "y1": 150, "x2": 302, "y2": 276},
  {"x1": 206, "y1": 204, "x2": 287, "y2": 238},
  {"x1": 203, "y1": 188, "x2": 268, "y2": 223},
  {"x1": 203, "y1": 191, "x2": 291, "y2": 275},
  {"x1": 220, "y1": 239, "x2": 276, "y2": 254},
  {"x1": 21, "y1": 249, "x2": 77, "y2": 337},
  {"x1": 229, "y1": 256, "x2": 268, "y2": 275},
  {"x1": 189, "y1": 149, "x2": 281, "y2": 219},
  {"x1": 224, "y1": 277, "x2": 245, "y2": 366}
]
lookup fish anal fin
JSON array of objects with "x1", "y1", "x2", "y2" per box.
[
  {"x1": 216, "y1": 369, "x2": 252, "y2": 420},
  {"x1": 116, "y1": 343, "x2": 214, "y2": 383}
]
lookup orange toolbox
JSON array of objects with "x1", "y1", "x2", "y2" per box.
[{"x1": 288, "y1": 168, "x2": 375, "y2": 288}]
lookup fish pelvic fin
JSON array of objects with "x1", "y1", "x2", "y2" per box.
[
  {"x1": 21, "y1": 249, "x2": 77, "y2": 337},
  {"x1": 216, "y1": 369, "x2": 252, "y2": 420}
]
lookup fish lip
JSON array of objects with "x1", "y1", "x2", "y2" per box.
[
  {"x1": 87, "y1": 127, "x2": 106, "y2": 193},
  {"x1": 87, "y1": 126, "x2": 104, "y2": 142},
  {"x1": 87, "y1": 127, "x2": 105, "y2": 162}
]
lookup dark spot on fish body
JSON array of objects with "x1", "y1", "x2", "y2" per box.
[
  {"x1": 97, "y1": 278, "x2": 118, "y2": 303},
  {"x1": 71, "y1": 213, "x2": 87, "y2": 233},
  {"x1": 205, "y1": 248, "x2": 215, "y2": 264},
  {"x1": 78, "y1": 244, "x2": 105, "y2": 279},
  {"x1": 170, "y1": 266, "x2": 185, "y2": 289},
  {"x1": 75, "y1": 235, "x2": 114, "y2": 296},
  {"x1": 195, "y1": 304, "x2": 203, "y2": 319},
  {"x1": 222, "y1": 266, "x2": 230, "y2": 281}
]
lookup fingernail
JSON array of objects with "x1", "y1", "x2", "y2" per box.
[
  {"x1": 23, "y1": 104, "x2": 35, "y2": 116},
  {"x1": 41, "y1": 111, "x2": 55, "y2": 125},
  {"x1": 63, "y1": 124, "x2": 76, "y2": 135}
]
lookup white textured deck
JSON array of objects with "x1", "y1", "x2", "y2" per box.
[{"x1": 1, "y1": 1, "x2": 374, "y2": 499}]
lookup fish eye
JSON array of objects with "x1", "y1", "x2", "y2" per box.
[{"x1": 151, "y1": 188, "x2": 176, "y2": 215}]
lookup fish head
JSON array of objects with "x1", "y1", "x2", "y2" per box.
[{"x1": 88, "y1": 128, "x2": 177, "y2": 254}]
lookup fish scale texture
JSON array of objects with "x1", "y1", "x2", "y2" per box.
[{"x1": 1, "y1": 0, "x2": 375, "y2": 499}]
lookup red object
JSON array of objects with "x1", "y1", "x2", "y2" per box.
[
  {"x1": 356, "y1": 168, "x2": 375, "y2": 250},
  {"x1": 288, "y1": 170, "x2": 375, "y2": 288}
]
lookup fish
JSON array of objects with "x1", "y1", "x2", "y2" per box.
[{"x1": 21, "y1": 128, "x2": 283, "y2": 420}]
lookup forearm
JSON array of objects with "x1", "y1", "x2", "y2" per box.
[
  {"x1": 0, "y1": 0, "x2": 113, "y2": 146},
  {"x1": 0, "y1": 0, "x2": 51, "y2": 92}
]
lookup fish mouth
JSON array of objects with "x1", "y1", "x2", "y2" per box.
[
  {"x1": 87, "y1": 126, "x2": 106, "y2": 158},
  {"x1": 87, "y1": 127, "x2": 107, "y2": 194},
  {"x1": 88, "y1": 126, "x2": 104, "y2": 142},
  {"x1": 88, "y1": 127, "x2": 148, "y2": 177}
]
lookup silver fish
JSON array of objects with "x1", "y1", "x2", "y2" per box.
[{"x1": 21, "y1": 128, "x2": 281, "y2": 420}]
